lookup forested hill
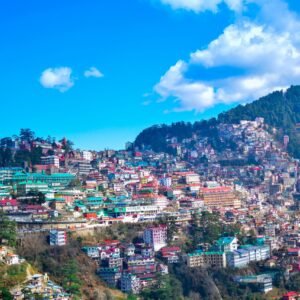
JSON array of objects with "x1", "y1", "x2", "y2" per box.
[{"x1": 134, "y1": 85, "x2": 300, "y2": 158}]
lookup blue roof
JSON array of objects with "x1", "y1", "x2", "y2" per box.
[{"x1": 216, "y1": 237, "x2": 235, "y2": 246}]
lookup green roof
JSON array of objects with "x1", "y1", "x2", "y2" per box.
[{"x1": 216, "y1": 237, "x2": 235, "y2": 246}]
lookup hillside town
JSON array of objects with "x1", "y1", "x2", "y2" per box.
[{"x1": 1, "y1": 119, "x2": 300, "y2": 299}]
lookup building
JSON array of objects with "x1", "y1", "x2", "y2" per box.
[
  {"x1": 187, "y1": 251, "x2": 226, "y2": 268},
  {"x1": 234, "y1": 274, "x2": 273, "y2": 293},
  {"x1": 216, "y1": 237, "x2": 238, "y2": 252},
  {"x1": 17, "y1": 181, "x2": 49, "y2": 195},
  {"x1": 0, "y1": 167, "x2": 23, "y2": 183},
  {"x1": 49, "y1": 230, "x2": 67, "y2": 246},
  {"x1": 199, "y1": 186, "x2": 241, "y2": 209},
  {"x1": 226, "y1": 249, "x2": 250, "y2": 268},
  {"x1": 98, "y1": 267, "x2": 121, "y2": 287},
  {"x1": 41, "y1": 155, "x2": 60, "y2": 168},
  {"x1": 82, "y1": 151, "x2": 93, "y2": 161},
  {"x1": 126, "y1": 256, "x2": 156, "y2": 275},
  {"x1": 77, "y1": 161, "x2": 91, "y2": 175},
  {"x1": 239, "y1": 245, "x2": 271, "y2": 262},
  {"x1": 143, "y1": 225, "x2": 167, "y2": 251},
  {"x1": 121, "y1": 273, "x2": 141, "y2": 294},
  {"x1": 161, "y1": 246, "x2": 181, "y2": 263}
]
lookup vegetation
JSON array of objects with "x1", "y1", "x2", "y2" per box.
[
  {"x1": 23, "y1": 190, "x2": 46, "y2": 205},
  {"x1": 0, "y1": 212, "x2": 17, "y2": 247},
  {"x1": 189, "y1": 211, "x2": 241, "y2": 249},
  {"x1": 141, "y1": 274, "x2": 183, "y2": 300},
  {"x1": 17, "y1": 233, "x2": 125, "y2": 300},
  {"x1": 0, "y1": 263, "x2": 28, "y2": 289},
  {"x1": 0, "y1": 128, "x2": 74, "y2": 168}
]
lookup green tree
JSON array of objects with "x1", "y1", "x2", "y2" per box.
[
  {"x1": 0, "y1": 287, "x2": 13, "y2": 300},
  {"x1": 0, "y1": 212, "x2": 17, "y2": 246},
  {"x1": 62, "y1": 259, "x2": 82, "y2": 297},
  {"x1": 24, "y1": 190, "x2": 46, "y2": 205},
  {"x1": 19, "y1": 128, "x2": 35, "y2": 142}
]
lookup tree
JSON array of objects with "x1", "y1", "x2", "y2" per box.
[
  {"x1": 0, "y1": 212, "x2": 17, "y2": 246},
  {"x1": 24, "y1": 191, "x2": 46, "y2": 205},
  {"x1": 141, "y1": 275, "x2": 183, "y2": 300},
  {"x1": 0, "y1": 287, "x2": 13, "y2": 300},
  {"x1": 62, "y1": 259, "x2": 82, "y2": 297},
  {"x1": 19, "y1": 128, "x2": 35, "y2": 142}
]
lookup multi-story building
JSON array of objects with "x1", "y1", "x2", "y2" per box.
[
  {"x1": 199, "y1": 186, "x2": 241, "y2": 209},
  {"x1": 226, "y1": 249, "x2": 250, "y2": 268},
  {"x1": 121, "y1": 273, "x2": 141, "y2": 294},
  {"x1": 239, "y1": 245, "x2": 271, "y2": 262},
  {"x1": 49, "y1": 230, "x2": 67, "y2": 246},
  {"x1": 98, "y1": 267, "x2": 121, "y2": 287},
  {"x1": 17, "y1": 181, "x2": 49, "y2": 195},
  {"x1": 216, "y1": 237, "x2": 238, "y2": 252},
  {"x1": 126, "y1": 256, "x2": 156, "y2": 274},
  {"x1": 77, "y1": 161, "x2": 91, "y2": 175},
  {"x1": 187, "y1": 251, "x2": 226, "y2": 268},
  {"x1": 82, "y1": 151, "x2": 93, "y2": 161},
  {"x1": 143, "y1": 225, "x2": 167, "y2": 251},
  {"x1": 0, "y1": 167, "x2": 23, "y2": 183},
  {"x1": 41, "y1": 155, "x2": 60, "y2": 168}
]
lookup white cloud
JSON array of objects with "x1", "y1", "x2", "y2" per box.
[
  {"x1": 84, "y1": 67, "x2": 104, "y2": 78},
  {"x1": 40, "y1": 67, "x2": 74, "y2": 92},
  {"x1": 154, "y1": 0, "x2": 300, "y2": 112},
  {"x1": 159, "y1": 0, "x2": 244, "y2": 13}
]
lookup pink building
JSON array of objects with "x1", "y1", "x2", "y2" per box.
[{"x1": 143, "y1": 225, "x2": 167, "y2": 251}]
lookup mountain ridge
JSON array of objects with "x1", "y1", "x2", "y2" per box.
[{"x1": 135, "y1": 85, "x2": 300, "y2": 158}]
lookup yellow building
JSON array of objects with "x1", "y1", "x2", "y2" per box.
[
  {"x1": 187, "y1": 251, "x2": 226, "y2": 268},
  {"x1": 199, "y1": 186, "x2": 241, "y2": 208}
]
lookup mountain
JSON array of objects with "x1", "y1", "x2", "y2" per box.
[{"x1": 134, "y1": 85, "x2": 300, "y2": 158}]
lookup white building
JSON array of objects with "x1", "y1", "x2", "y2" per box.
[
  {"x1": 82, "y1": 151, "x2": 93, "y2": 161},
  {"x1": 49, "y1": 230, "x2": 67, "y2": 246},
  {"x1": 41, "y1": 155, "x2": 60, "y2": 168},
  {"x1": 143, "y1": 225, "x2": 167, "y2": 251}
]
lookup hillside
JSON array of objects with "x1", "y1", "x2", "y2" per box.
[{"x1": 135, "y1": 85, "x2": 300, "y2": 158}]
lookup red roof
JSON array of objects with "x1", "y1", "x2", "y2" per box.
[{"x1": 0, "y1": 199, "x2": 18, "y2": 207}]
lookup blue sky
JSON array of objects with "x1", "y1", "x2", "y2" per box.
[{"x1": 1, "y1": 0, "x2": 300, "y2": 150}]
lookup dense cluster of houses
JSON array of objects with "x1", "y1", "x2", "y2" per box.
[
  {"x1": 82, "y1": 225, "x2": 171, "y2": 294},
  {"x1": 1, "y1": 118, "x2": 300, "y2": 297}
]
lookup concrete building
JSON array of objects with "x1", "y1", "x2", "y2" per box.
[
  {"x1": 187, "y1": 251, "x2": 226, "y2": 268},
  {"x1": 49, "y1": 230, "x2": 67, "y2": 246},
  {"x1": 143, "y1": 225, "x2": 167, "y2": 251},
  {"x1": 121, "y1": 273, "x2": 141, "y2": 294},
  {"x1": 199, "y1": 186, "x2": 241, "y2": 209},
  {"x1": 41, "y1": 155, "x2": 60, "y2": 168}
]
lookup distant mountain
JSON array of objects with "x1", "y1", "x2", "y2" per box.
[{"x1": 135, "y1": 85, "x2": 300, "y2": 158}]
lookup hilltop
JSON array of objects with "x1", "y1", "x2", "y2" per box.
[{"x1": 135, "y1": 85, "x2": 300, "y2": 158}]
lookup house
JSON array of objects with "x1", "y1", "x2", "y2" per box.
[
  {"x1": 0, "y1": 199, "x2": 18, "y2": 212},
  {"x1": 282, "y1": 291, "x2": 300, "y2": 300},
  {"x1": 121, "y1": 272, "x2": 141, "y2": 294},
  {"x1": 161, "y1": 246, "x2": 181, "y2": 263},
  {"x1": 5, "y1": 253, "x2": 20, "y2": 265},
  {"x1": 216, "y1": 237, "x2": 238, "y2": 252},
  {"x1": 49, "y1": 230, "x2": 67, "y2": 246},
  {"x1": 82, "y1": 246, "x2": 99, "y2": 259}
]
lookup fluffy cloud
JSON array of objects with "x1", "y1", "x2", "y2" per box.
[
  {"x1": 84, "y1": 67, "x2": 104, "y2": 78},
  {"x1": 40, "y1": 67, "x2": 74, "y2": 92},
  {"x1": 159, "y1": 0, "x2": 244, "y2": 13},
  {"x1": 155, "y1": 0, "x2": 300, "y2": 112}
]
